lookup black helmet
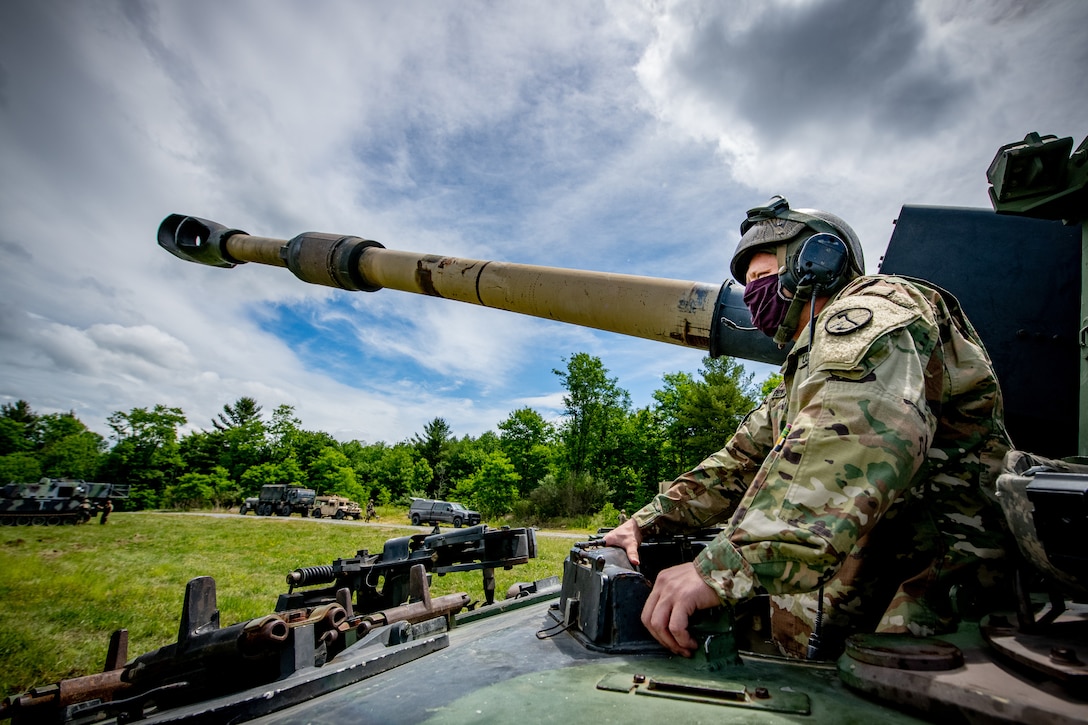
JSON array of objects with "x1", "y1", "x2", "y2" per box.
[{"x1": 730, "y1": 195, "x2": 864, "y2": 288}]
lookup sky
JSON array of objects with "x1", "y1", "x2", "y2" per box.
[{"x1": 0, "y1": 0, "x2": 1085, "y2": 446}]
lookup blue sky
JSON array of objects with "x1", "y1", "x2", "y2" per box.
[{"x1": 1, "y1": 0, "x2": 1085, "y2": 445}]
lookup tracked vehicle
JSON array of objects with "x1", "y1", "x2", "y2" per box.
[
  {"x1": 2, "y1": 132, "x2": 1086, "y2": 723},
  {"x1": 0, "y1": 478, "x2": 128, "y2": 526}
]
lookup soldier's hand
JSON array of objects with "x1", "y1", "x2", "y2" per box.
[
  {"x1": 602, "y1": 518, "x2": 642, "y2": 566},
  {"x1": 641, "y1": 562, "x2": 721, "y2": 657}
]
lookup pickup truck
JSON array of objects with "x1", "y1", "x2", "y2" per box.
[{"x1": 408, "y1": 498, "x2": 481, "y2": 528}]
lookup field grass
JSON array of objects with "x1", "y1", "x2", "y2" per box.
[{"x1": 0, "y1": 512, "x2": 578, "y2": 697}]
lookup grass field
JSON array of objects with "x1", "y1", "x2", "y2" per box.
[{"x1": 0, "y1": 512, "x2": 576, "y2": 697}]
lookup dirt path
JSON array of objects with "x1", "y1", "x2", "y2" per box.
[{"x1": 171, "y1": 511, "x2": 591, "y2": 539}]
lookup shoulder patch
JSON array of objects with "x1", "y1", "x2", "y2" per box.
[
  {"x1": 824, "y1": 308, "x2": 873, "y2": 335},
  {"x1": 811, "y1": 294, "x2": 920, "y2": 372}
]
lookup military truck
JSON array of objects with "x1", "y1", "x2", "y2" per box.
[
  {"x1": 2, "y1": 131, "x2": 1083, "y2": 724},
  {"x1": 409, "y1": 498, "x2": 481, "y2": 528},
  {"x1": 311, "y1": 495, "x2": 362, "y2": 520},
  {"x1": 0, "y1": 478, "x2": 128, "y2": 526},
  {"x1": 239, "y1": 484, "x2": 316, "y2": 517}
]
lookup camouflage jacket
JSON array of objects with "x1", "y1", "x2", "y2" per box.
[{"x1": 633, "y1": 275, "x2": 1012, "y2": 657}]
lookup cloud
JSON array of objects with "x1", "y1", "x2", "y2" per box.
[
  {"x1": 654, "y1": 0, "x2": 967, "y2": 138},
  {"x1": 86, "y1": 323, "x2": 194, "y2": 370},
  {"x1": 631, "y1": 0, "x2": 1088, "y2": 266},
  {"x1": 0, "y1": 0, "x2": 1084, "y2": 449}
]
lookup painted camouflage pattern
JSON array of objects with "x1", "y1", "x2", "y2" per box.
[
  {"x1": 0, "y1": 479, "x2": 94, "y2": 524},
  {"x1": 0, "y1": 479, "x2": 126, "y2": 525},
  {"x1": 633, "y1": 275, "x2": 1013, "y2": 657}
]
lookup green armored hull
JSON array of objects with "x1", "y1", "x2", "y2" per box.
[{"x1": 0, "y1": 479, "x2": 127, "y2": 526}]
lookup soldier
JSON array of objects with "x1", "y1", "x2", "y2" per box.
[
  {"x1": 75, "y1": 485, "x2": 93, "y2": 524},
  {"x1": 99, "y1": 498, "x2": 113, "y2": 524},
  {"x1": 604, "y1": 196, "x2": 1012, "y2": 659},
  {"x1": 365, "y1": 500, "x2": 377, "y2": 523}
]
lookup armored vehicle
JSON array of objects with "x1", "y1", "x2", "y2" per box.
[
  {"x1": 409, "y1": 498, "x2": 481, "y2": 527},
  {"x1": 311, "y1": 495, "x2": 362, "y2": 520},
  {"x1": 2, "y1": 131, "x2": 1085, "y2": 724},
  {"x1": 240, "y1": 484, "x2": 316, "y2": 517},
  {"x1": 0, "y1": 478, "x2": 128, "y2": 526}
]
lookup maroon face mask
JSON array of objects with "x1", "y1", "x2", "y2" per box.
[{"x1": 742, "y1": 274, "x2": 790, "y2": 337}]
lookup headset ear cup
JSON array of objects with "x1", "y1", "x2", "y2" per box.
[{"x1": 790, "y1": 233, "x2": 849, "y2": 296}]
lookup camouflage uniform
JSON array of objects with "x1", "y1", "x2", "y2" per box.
[{"x1": 633, "y1": 274, "x2": 1012, "y2": 657}]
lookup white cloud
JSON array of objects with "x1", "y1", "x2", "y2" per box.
[
  {"x1": 0, "y1": 0, "x2": 1084, "y2": 448},
  {"x1": 630, "y1": 0, "x2": 1088, "y2": 268}
]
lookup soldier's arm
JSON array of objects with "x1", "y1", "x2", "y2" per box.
[
  {"x1": 694, "y1": 300, "x2": 938, "y2": 603},
  {"x1": 630, "y1": 394, "x2": 776, "y2": 533}
]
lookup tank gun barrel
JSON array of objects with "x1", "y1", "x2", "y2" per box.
[{"x1": 157, "y1": 214, "x2": 786, "y2": 365}]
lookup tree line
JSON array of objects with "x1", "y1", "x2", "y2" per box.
[{"x1": 0, "y1": 354, "x2": 780, "y2": 523}]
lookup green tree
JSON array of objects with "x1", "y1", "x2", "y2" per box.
[
  {"x1": 208, "y1": 397, "x2": 267, "y2": 482},
  {"x1": 498, "y1": 408, "x2": 557, "y2": 495},
  {"x1": 0, "y1": 419, "x2": 30, "y2": 458},
  {"x1": 0, "y1": 401, "x2": 39, "y2": 455},
  {"x1": 653, "y1": 369, "x2": 698, "y2": 473},
  {"x1": 38, "y1": 413, "x2": 105, "y2": 479},
  {"x1": 0, "y1": 403, "x2": 104, "y2": 481},
  {"x1": 40, "y1": 430, "x2": 104, "y2": 479},
  {"x1": 680, "y1": 356, "x2": 756, "y2": 461},
  {"x1": 178, "y1": 429, "x2": 224, "y2": 475},
  {"x1": 37, "y1": 412, "x2": 83, "y2": 444},
  {"x1": 553, "y1": 353, "x2": 630, "y2": 477},
  {"x1": 454, "y1": 450, "x2": 520, "y2": 519},
  {"x1": 761, "y1": 372, "x2": 784, "y2": 398},
  {"x1": 163, "y1": 466, "x2": 238, "y2": 510},
  {"x1": 475, "y1": 430, "x2": 501, "y2": 454},
  {"x1": 653, "y1": 356, "x2": 757, "y2": 472},
  {"x1": 0, "y1": 453, "x2": 41, "y2": 483},
  {"x1": 276, "y1": 416, "x2": 337, "y2": 472},
  {"x1": 239, "y1": 458, "x2": 304, "y2": 495},
  {"x1": 529, "y1": 471, "x2": 609, "y2": 519},
  {"x1": 350, "y1": 442, "x2": 432, "y2": 503},
  {"x1": 212, "y1": 396, "x2": 263, "y2": 431},
  {"x1": 443, "y1": 436, "x2": 491, "y2": 498},
  {"x1": 204, "y1": 466, "x2": 241, "y2": 508},
  {"x1": 411, "y1": 418, "x2": 453, "y2": 497},
  {"x1": 267, "y1": 404, "x2": 303, "y2": 457},
  {"x1": 309, "y1": 446, "x2": 365, "y2": 502},
  {"x1": 164, "y1": 471, "x2": 214, "y2": 510},
  {"x1": 609, "y1": 408, "x2": 665, "y2": 511},
  {"x1": 100, "y1": 405, "x2": 186, "y2": 509}
]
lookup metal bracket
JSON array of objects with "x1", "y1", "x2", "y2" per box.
[{"x1": 596, "y1": 672, "x2": 810, "y2": 715}]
